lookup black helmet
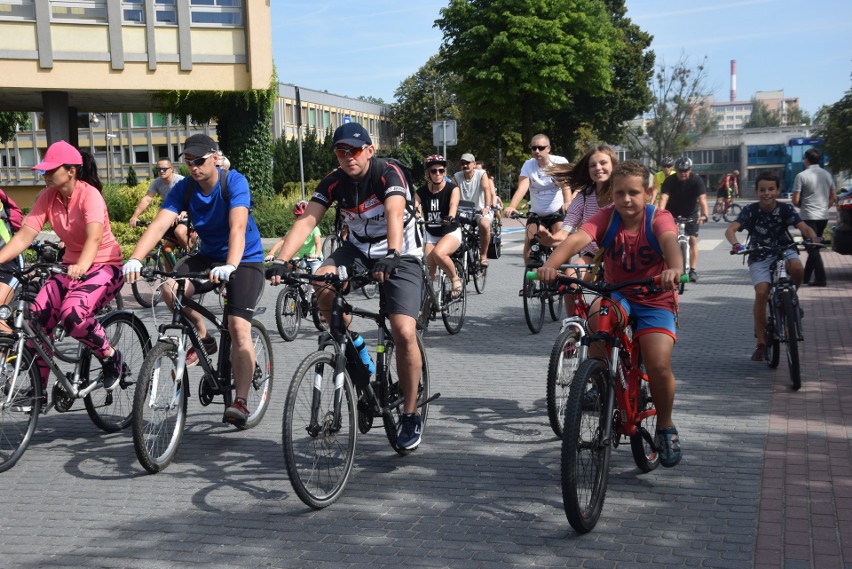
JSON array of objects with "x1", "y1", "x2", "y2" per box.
[{"x1": 674, "y1": 156, "x2": 693, "y2": 171}]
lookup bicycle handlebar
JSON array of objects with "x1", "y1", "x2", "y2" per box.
[
  {"x1": 730, "y1": 242, "x2": 824, "y2": 256},
  {"x1": 525, "y1": 270, "x2": 688, "y2": 293}
]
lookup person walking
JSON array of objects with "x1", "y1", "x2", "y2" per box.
[{"x1": 792, "y1": 148, "x2": 836, "y2": 287}]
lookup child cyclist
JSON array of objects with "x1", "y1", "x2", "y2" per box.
[
  {"x1": 724, "y1": 171, "x2": 818, "y2": 361},
  {"x1": 537, "y1": 160, "x2": 685, "y2": 467}
]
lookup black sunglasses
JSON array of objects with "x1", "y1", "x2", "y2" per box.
[
  {"x1": 530, "y1": 145, "x2": 548, "y2": 151},
  {"x1": 156, "y1": 167, "x2": 171, "y2": 172}
]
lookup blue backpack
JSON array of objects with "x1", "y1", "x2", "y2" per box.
[{"x1": 592, "y1": 204, "x2": 663, "y2": 280}]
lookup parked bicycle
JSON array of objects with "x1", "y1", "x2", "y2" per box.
[
  {"x1": 282, "y1": 268, "x2": 436, "y2": 509},
  {"x1": 528, "y1": 270, "x2": 687, "y2": 533},
  {"x1": 712, "y1": 199, "x2": 741, "y2": 223},
  {"x1": 131, "y1": 267, "x2": 274, "y2": 473},
  {"x1": 673, "y1": 216, "x2": 692, "y2": 294},
  {"x1": 0, "y1": 263, "x2": 150, "y2": 473},
  {"x1": 732, "y1": 242, "x2": 817, "y2": 390},
  {"x1": 513, "y1": 212, "x2": 562, "y2": 333},
  {"x1": 274, "y1": 258, "x2": 324, "y2": 341},
  {"x1": 130, "y1": 219, "x2": 197, "y2": 308}
]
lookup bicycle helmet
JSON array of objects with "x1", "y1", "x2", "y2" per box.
[
  {"x1": 424, "y1": 154, "x2": 447, "y2": 169},
  {"x1": 293, "y1": 200, "x2": 308, "y2": 216},
  {"x1": 662, "y1": 156, "x2": 674, "y2": 167},
  {"x1": 674, "y1": 156, "x2": 693, "y2": 171}
]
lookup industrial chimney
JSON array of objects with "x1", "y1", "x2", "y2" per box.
[{"x1": 730, "y1": 59, "x2": 737, "y2": 102}]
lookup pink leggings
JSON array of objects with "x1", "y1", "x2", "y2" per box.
[{"x1": 30, "y1": 264, "x2": 124, "y2": 384}]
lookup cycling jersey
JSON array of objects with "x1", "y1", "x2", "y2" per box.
[{"x1": 312, "y1": 158, "x2": 422, "y2": 259}]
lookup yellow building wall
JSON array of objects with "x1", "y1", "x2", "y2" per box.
[
  {"x1": 0, "y1": 21, "x2": 37, "y2": 50},
  {"x1": 52, "y1": 23, "x2": 109, "y2": 53}
]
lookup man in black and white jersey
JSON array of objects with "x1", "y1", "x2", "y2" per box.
[{"x1": 267, "y1": 122, "x2": 426, "y2": 450}]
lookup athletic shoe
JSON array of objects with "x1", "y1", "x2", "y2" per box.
[
  {"x1": 101, "y1": 350, "x2": 124, "y2": 391},
  {"x1": 185, "y1": 335, "x2": 218, "y2": 367},
  {"x1": 688, "y1": 268, "x2": 698, "y2": 283},
  {"x1": 655, "y1": 426, "x2": 682, "y2": 468},
  {"x1": 397, "y1": 413, "x2": 422, "y2": 450},
  {"x1": 224, "y1": 399, "x2": 249, "y2": 427}
]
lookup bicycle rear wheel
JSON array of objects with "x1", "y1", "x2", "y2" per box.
[
  {"x1": 782, "y1": 291, "x2": 802, "y2": 390},
  {"x1": 523, "y1": 276, "x2": 545, "y2": 334},
  {"x1": 562, "y1": 358, "x2": 612, "y2": 533},
  {"x1": 442, "y1": 261, "x2": 466, "y2": 335},
  {"x1": 237, "y1": 320, "x2": 274, "y2": 429},
  {"x1": 84, "y1": 312, "x2": 151, "y2": 432},
  {"x1": 0, "y1": 342, "x2": 41, "y2": 473},
  {"x1": 382, "y1": 334, "x2": 430, "y2": 456},
  {"x1": 473, "y1": 259, "x2": 487, "y2": 294},
  {"x1": 132, "y1": 341, "x2": 189, "y2": 473},
  {"x1": 765, "y1": 300, "x2": 780, "y2": 368},
  {"x1": 546, "y1": 327, "x2": 582, "y2": 438},
  {"x1": 131, "y1": 253, "x2": 164, "y2": 308},
  {"x1": 723, "y1": 203, "x2": 742, "y2": 223},
  {"x1": 629, "y1": 379, "x2": 659, "y2": 472},
  {"x1": 275, "y1": 286, "x2": 302, "y2": 341},
  {"x1": 283, "y1": 350, "x2": 356, "y2": 509}
]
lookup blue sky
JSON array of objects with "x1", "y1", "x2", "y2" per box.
[{"x1": 272, "y1": 1, "x2": 852, "y2": 116}]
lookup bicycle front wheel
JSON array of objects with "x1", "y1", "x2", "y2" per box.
[
  {"x1": 723, "y1": 203, "x2": 742, "y2": 223},
  {"x1": 84, "y1": 312, "x2": 152, "y2": 432},
  {"x1": 782, "y1": 291, "x2": 802, "y2": 390},
  {"x1": 548, "y1": 292, "x2": 564, "y2": 321},
  {"x1": 629, "y1": 379, "x2": 659, "y2": 472},
  {"x1": 382, "y1": 334, "x2": 430, "y2": 456},
  {"x1": 321, "y1": 234, "x2": 343, "y2": 259},
  {"x1": 562, "y1": 358, "x2": 612, "y2": 534},
  {"x1": 546, "y1": 327, "x2": 582, "y2": 438},
  {"x1": 132, "y1": 341, "x2": 189, "y2": 473},
  {"x1": 442, "y1": 260, "x2": 466, "y2": 335},
  {"x1": 765, "y1": 300, "x2": 780, "y2": 368},
  {"x1": 283, "y1": 351, "x2": 356, "y2": 509},
  {"x1": 523, "y1": 276, "x2": 545, "y2": 334},
  {"x1": 679, "y1": 239, "x2": 690, "y2": 294},
  {"x1": 131, "y1": 254, "x2": 164, "y2": 308},
  {"x1": 237, "y1": 320, "x2": 274, "y2": 429},
  {"x1": 0, "y1": 342, "x2": 41, "y2": 473},
  {"x1": 275, "y1": 286, "x2": 302, "y2": 341},
  {"x1": 473, "y1": 259, "x2": 487, "y2": 294}
]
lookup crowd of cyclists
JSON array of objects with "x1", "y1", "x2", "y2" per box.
[{"x1": 4, "y1": 122, "x2": 834, "y2": 475}]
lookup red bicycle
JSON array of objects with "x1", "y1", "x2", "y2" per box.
[{"x1": 531, "y1": 270, "x2": 686, "y2": 533}]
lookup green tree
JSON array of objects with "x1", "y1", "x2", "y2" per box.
[
  {"x1": 784, "y1": 105, "x2": 810, "y2": 126},
  {"x1": 126, "y1": 165, "x2": 138, "y2": 187},
  {"x1": 435, "y1": 0, "x2": 618, "y2": 145},
  {"x1": 0, "y1": 112, "x2": 30, "y2": 143},
  {"x1": 625, "y1": 55, "x2": 716, "y2": 166},
  {"x1": 819, "y1": 87, "x2": 852, "y2": 174},
  {"x1": 744, "y1": 99, "x2": 781, "y2": 128}
]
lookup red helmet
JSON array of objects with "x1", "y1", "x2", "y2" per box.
[
  {"x1": 424, "y1": 154, "x2": 447, "y2": 169},
  {"x1": 293, "y1": 200, "x2": 308, "y2": 216}
]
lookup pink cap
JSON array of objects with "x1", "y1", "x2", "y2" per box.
[{"x1": 32, "y1": 140, "x2": 83, "y2": 172}]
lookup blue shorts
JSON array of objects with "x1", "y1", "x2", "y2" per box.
[{"x1": 613, "y1": 293, "x2": 677, "y2": 341}]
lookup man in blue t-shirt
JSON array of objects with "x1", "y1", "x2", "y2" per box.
[
  {"x1": 123, "y1": 133, "x2": 265, "y2": 426},
  {"x1": 725, "y1": 171, "x2": 818, "y2": 362}
]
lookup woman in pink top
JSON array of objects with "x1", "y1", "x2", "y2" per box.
[{"x1": 0, "y1": 140, "x2": 125, "y2": 390}]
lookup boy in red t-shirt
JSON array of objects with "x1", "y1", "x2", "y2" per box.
[{"x1": 538, "y1": 160, "x2": 685, "y2": 467}]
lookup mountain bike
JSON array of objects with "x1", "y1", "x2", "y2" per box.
[
  {"x1": 130, "y1": 219, "x2": 196, "y2": 308},
  {"x1": 0, "y1": 263, "x2": 150, "y2": 473},
  {"x1": 732, "y1": 242, "x2": 817, "y2": 390},
  {"x1": 546, "y1": 263, "x2": 593, "y2": 438},
  {"x1": 131, "y1": 267, "x2": 274, "y2": 473},
  {"x1": 456, "y1": 201, "x2": 487, "y2": 294},
  {"x1": 419, "y1": 247, "x2": 466, "y2": 335},
  {"x1": 282, "y1": 268, "x2": 436, "y2": 509},
  {"x1": 513, "y1": 212, "x2": 562, "y2": 333},
  {"x1": 528, "y1": 270, "x2": 687, "y2": 533},
  {"x1": 712, "y1": 199, "x2": 741, "y2": 223},
  {"x1": 673, "y1": 216, "x2": 691, "y2": 294},
  {"x1": 274, "y1": 258, "x2": 325, "y2": 341}
]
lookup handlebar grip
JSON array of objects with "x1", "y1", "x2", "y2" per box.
[{"x1": 525, "y1": 270, "x2": 539, "y2": 281}]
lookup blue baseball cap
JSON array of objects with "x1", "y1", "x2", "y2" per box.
[{"x1": 333, "y1": 122, "x2": 372, "y2": 147}]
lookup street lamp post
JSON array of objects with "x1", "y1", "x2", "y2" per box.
[{"x1": 89, "y1": 112, "x2": 116, "y2": 184}]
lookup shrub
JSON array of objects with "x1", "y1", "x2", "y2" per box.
[{"x1": 126, "y1": 165, "x2": 138, "y2": 187}]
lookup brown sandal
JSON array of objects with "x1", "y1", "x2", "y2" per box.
[{"x1": 451, "y1": 278, "x2": 463, "y2": 299}]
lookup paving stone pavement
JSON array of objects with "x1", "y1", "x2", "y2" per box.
[{"x1": 1, "y1": 220, "x2": 850, "y2": 568}]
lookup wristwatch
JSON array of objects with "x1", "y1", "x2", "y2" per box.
[{"x1": 385, "y1": 249, "x2": 400, "y2": 259}]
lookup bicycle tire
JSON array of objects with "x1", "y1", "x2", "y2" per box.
[
  {"x1": 473, "y1": 260, "x2": 487, "y2": 294},
  {"x1": 131, "y1": 253, "x2": 164, "y2": 308},
  {"x1": 765, "y1": 300, "x2": 780, "y2": 368},
  {"x1": 282, "y1": 350, "x2": 356, "y2": 509},
  {"x1": 417, "y1": 271, "x2": 432, "y2": 333},
  {"x1": 711, "y1": 203, "x2": 723, "y2": 223},
  {"x1": 52, "y1": 289, "x2": 126, "y2": 360},
  {"x1": 782, "y1": 291, "x2": 802, "y2": 390},
  {"x1": 321, "y1": 234, "x2": 343, "y2": 259},
  {"x1": 382, "y1": 333, "x2": 430, "y2": 456},
  {"x1": 723, "y1": 203, "x2": 742, "y2": 223},
  {"x1": 562, "y1": 358, "x2": 612, "y2": 533},
  {"x1": 237, "y1": 320, "x2": 274, "y2": 429},
  {"x1": 549, "y1": 292, "x2": 563, "y2": 321},
  {"x1": 442, "y1": 260, "x2": 466, "y2": 335},
  {"x1": 0, "y1": 342, "x2": 41, "y2": 473},
  {"x1": 523, "y1": 276, "x2": 545, "y2": 334},
  {"x1": 546, "y1": 327, "x2": 582, "y2": 438},
  {"x1": 679, "y1": 239, "x2": 689, "y2": 295},
  {"x1": 275, "y1": 286, "x2": 302, "y2": 341},
  {"x1": 132, "y1": 341, "x2": 189, "y2": 473},
  {"x1": 84, "y1": 312, "x2": 152, "y2": 432},
  {"x1": 310, "y1": 296, "x2": 326, "y2": 331},
  {"x1": 629, "y1": 379, "x2": 660, "y2": 473}
]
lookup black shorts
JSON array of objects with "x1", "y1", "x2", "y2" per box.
[
  {"x1": 526, "y1": 212, "x2": 563, "y2": 230},
  {"x1": 683, "y1": 212, "x2": 701, "y2": 237},
  {"x1": 176, "y1": 255, "x2": 264, "y2": 321},
  {"x1": 320, "y1": 242, "x2": 423, "y2": 320}
]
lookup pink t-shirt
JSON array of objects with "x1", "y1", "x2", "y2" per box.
[
  {"x1": 24, "y1": 180, "x2": 122, "y2": 265},
  {"x1": 580, "y1": 205, "x2": 677, "y2": 310}
]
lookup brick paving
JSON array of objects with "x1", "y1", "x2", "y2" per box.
[{"x1": 0, "y1": 221, "x2": 850, "y2": 568}]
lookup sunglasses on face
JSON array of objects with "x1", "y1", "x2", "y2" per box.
[
  {"x1": 334, "y1": 145, "x2": 367, "y2": 159},
  {"x1": 156, "y1": 167, "x2": 171, "y2": 172},
  {"x1": 429, "y1": 168, "x2": 445, "y2": 175},
  {"x1": 185, "y1": 154, "x2": 212, "y2": 167},
  {"x1": 460, "y1": 161, "x2": 471, "y2": 166},
  {"x1": 530, "y1": 145, "x2": 548, "y2": 152}
]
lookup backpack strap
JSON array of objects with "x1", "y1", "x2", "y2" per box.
[
  {"x1": 183, "y1": 167, "x2": 232, "y2": 214},
  {"x1": 591, "y1": 204, "x2": 663, "y2": 280}
]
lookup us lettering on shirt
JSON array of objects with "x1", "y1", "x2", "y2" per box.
[{"x1": 607, "y1": 243, "x2": 658, "y2": 273}]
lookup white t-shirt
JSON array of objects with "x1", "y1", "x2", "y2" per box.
[
  {"x1": 520, "y1": 155, "x2": 569, "y2": 215},
  {"x1": 453, "y1": 169, "x2": 488, "y2": 209}
]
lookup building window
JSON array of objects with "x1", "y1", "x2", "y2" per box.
[
  {"x1": 190, "y1": 0, "x2": 242, "y2": 26},
  {"x1": 51, "y1": 0, "x2": 108, "y2": 23},
  {"x1": 0, "y1": 0, "x2": 35, "y2": 21},
  {"x1": 131, "y1": 112, "x2": 148, "y2": 127},
  {"x1": 155, "y1": 0, "x2": 176, "y2": 24},
  {"x1": 122, "y1": 0, "x2": 143, "y2": 23}
]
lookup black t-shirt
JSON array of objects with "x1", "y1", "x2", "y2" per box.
[
  {"x1": 416, "y1": 181, "x2": 460, "y2": 237},
  {"x1": 662, "y1": 172, "x2": 706, "y2": 217}
]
